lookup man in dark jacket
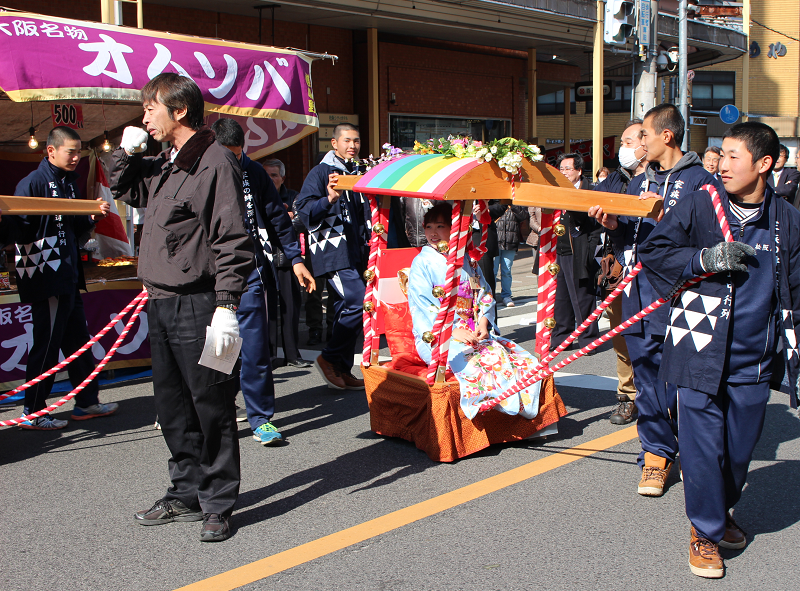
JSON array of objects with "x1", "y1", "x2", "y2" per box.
[
  {"x1": 295, "y1": 124, "x2": 370, "y2": 390},
  {"x1": 589, "y1": 103, "x2": 722, "y2": 498},
  {"x1": 210, "y1": 118, "x2": 314, "y2": 447},
  {"x1": 551, "y1": 152, "x2": 602, "y2": 350},
  {"x1": 493, "y1": 202, "x2": 528, "y2": 306},
  {"x1": 10, "y1": 126, "x2": 115, "y2": 430},
  {"x1": 767, "y1": 144, "x2": 800, "y2": 202},
  {"x1": 110, "y1": 74, "x2": 255, "y2": 542}
]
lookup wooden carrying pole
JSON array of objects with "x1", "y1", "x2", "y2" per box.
[{"x1": 0, "y1": 196, "x2": 103, "y2": 216}]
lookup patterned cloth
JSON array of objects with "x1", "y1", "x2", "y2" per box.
[{"x1": 407, "y1": 245, "x2": 541, "y2": 420}]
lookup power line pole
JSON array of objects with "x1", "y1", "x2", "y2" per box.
[
  {"x1": 678, "y1": 0, "x2": 690, "y2": 150},
  {"x1": 633, "y1": 0, "x2": 658, "y2": 120}
]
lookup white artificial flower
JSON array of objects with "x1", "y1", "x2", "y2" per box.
[
  {"x1": 490, "y1": 146, "x2": 498, "y2": 154},
  {"x1": 485, "y1": 153, "x2": 493, "y2": 161}
]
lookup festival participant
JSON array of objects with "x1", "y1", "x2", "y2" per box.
[
  {"x1": 407, "y1": 202, "x2": 541, "y2": 420},
  {"x1": 589, "y1": 103, "x2": 721, "y2": 497},
  {"x1": 638, "y1": 122, "x2": 800, "y2": 578},
  {"x1": 110, "y1": 74, "x2": 255, "y2": 542},
  {"x1": 210, "y1": 118, "x2": 315, "y2": 447},
  {"x1": 11, "y1": 126, "x2": 116, "y2": 430},
  {"x1": 295, "y1": 123, "x2": 370, "y2": 390}
]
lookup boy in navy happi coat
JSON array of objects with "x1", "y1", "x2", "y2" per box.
[{"x1": 638, "y1": 122, "x2": 800, "y2": 578}]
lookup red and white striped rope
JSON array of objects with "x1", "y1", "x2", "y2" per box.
[
  {"x1": 361, "y1": 194, "x2": 382, "y2": 366},
  {"x1": 466, "y1": 199, "x2": 489, "y2": 262},
  {"x1": 535, "y1": 210, "x2": 560, "y2": 357},
  {"x1": 0, "y1": 289, "x2": 148, "y2": 403},
  {"x1": 704, "y1": 184, "x2": 733, "y2": 242},
  {"x1": 1, "y1": 293, "x2": 149, "y2": 427}
]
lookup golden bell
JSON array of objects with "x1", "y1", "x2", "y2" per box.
[
  {"x1": 553, "y1": 224, "x2": 566, "y2": 236},
  {"x1": 547, "y1": 262, "x2": 561, "y2": 276},
  {"x1": 373, "y1": 223, "x2": 385, "y2": 235},
  {"x1": 543, "y1": 317, "x2": 556, "y2": 329},
  {"x1": 363, "y1": 269, "x2": 375, "y2": 282},
  {"x1": 363, "y1": 301, "x2": 374, "y2": 313},
  {"x1": 432, "y1": 286, "x2": 446, "y2": 298},
  {"x1": 422, "y1": 331, "x2": 435, "y2": 344},
  {"x1": 437, "y1": 240, "x2": 449, "y2": 253}
]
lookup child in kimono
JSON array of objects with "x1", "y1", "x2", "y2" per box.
[{"x1": 407, "y1": 202, "x2": 541, "y2": 420}]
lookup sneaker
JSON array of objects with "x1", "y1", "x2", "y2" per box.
[
  {"x1": 610, "y1": 400, "x2": 638, "y2": 425},
  {"x1": 18, "y1": 414, "x2": 68, "y2": 430},
  {"x1": 341, "y1": 371, "x2": 365, "y2": 391},
  {"x1": 689, "y1": 526, "x2": 724, "y2": 578},
  {"x1": 235, "y1": 405, "x2": 248, "y2": 422},
  {"x1": 200, "y1": 513, "x2": 231, "y2": 542},
  {"x1": 638, "y1": 452, "x2": 672, "y2": 496},
  {"x1": 719, "y1": 513, "x2": 747, "y2": 550},
  {"x1": 70, "y1": 402, "x2": 119, "y2": 421},
  {"x1": 253, "y1": 422, "x2": 283, "y2": 446},
  {"x1": 134, "y1": 498, "x2": 203, "y2": 526},
  {"x1": 315, "y1": 354, "x2": 346, "y2": 389},
  {"x1": 503, "y1": 297, "x2": 515, "y2": 308}
]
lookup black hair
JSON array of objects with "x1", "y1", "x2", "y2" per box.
[
  {"x1": 643, "y1": 102, "x2": 685, "y2": 147},
  {"x1": 210, "y1": 118, "x2": 245, "y2": 148},
  {"x1": 333, "y1": 123, "x2": 359, "y2": 139},
  {"x1": 141, "y1": 73, "x2": 205, "y2": 130},
  {"x1": 423, "y1": 202, "x2": 453, "y2": 226},
  {"x1": 46, "y1": 126, "x2": 81, "y2": 148},
  {"x1": 556, "y1": 152, "x2": 584, "y2": 172},
  {"x1": 704, "y1": 145, "x2": 722, "y2": 156},
  {"x1": 723, "y1": 122, "x2": 780, "y2": 173},
  {"x1": 624, "y1": 118, "x2": 643, "y2": 134},
  {"x1": 779, "y1": 143, "x2": 789, "y2": 158}
]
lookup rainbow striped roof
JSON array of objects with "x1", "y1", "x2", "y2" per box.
[{"x1": 353, "y1": 154, "x2": 483, "y2": 199}]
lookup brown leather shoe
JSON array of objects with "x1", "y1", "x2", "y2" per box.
[
  {"x1": 610, "y1": 399, "x2": 638, "y2": 425},
  {"x1": 638, "y1": 452, "x2": 672, "y2": 496},
  {"x1": 689, "y1": 526, "x2": 724, "y2": 578},
  {"x1": 719, "y1": 512, "x2": 747, "y2": 550},
  {"x1": 315, "y1": 355, "x2": 346, "y2": 390},
  {"x1": 341, "y1": 371, "x2": 365, "y2": 390}
]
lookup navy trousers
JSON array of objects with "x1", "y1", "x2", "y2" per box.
[
  {"x1": 678, "y1": 382, "x2": 770, "y2": 543},
  {"x1": 24, "y1": 286, "x2": 99, "y2": 414},
  {"x1": 237, "y1": 268, "x2": 275, "y2": 431},
  {"x1": 625, "y1": 324, "x2": 678, "y2": 467},
  {"x1": 321, "y1": 267, "x2": 365, "y2": 373}
]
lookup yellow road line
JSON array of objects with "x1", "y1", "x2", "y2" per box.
[{"x1": 177, "y1": 425, "x2": 638, "y2": 591}]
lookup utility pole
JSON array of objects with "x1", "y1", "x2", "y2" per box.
[
  {"x1": 678, "y1": 0, "x2": 690, "y2": 150},
  {"x1": 632, "y1": 0, "x2": 658, "y2": 120}
]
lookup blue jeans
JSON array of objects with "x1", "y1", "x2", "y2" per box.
[{"x1": 493, "y1": 249, "x2": 517, "y2": 301}]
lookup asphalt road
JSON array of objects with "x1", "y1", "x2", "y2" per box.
[{"x1": 1, "y1": 247, "x2": 798, "y2": 591}]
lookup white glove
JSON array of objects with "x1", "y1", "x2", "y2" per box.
[
  {"x1": 210, "y1": 307, "x2": 239, "y2": 357},
  {"x1": 120, "y1": 126, "x2": 150, "y2": 155}
]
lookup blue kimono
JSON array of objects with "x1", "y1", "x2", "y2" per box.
[{"x1": 407, "y1": 245, "x2": 541, "y2": 420}]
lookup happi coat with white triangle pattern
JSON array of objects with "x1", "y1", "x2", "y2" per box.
[
  {"x1": 639, "y1": 185, "x2": 800, "y2": 408},
  {"x1": 9, "y1": 158, "x2": 94, "y2": 303}
]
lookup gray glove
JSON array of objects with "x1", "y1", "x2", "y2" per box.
[{"x1": 701, "y1": 241, "x2": 756, "y2": 273}]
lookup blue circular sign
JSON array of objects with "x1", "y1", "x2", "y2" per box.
[{"x1": 719, "y1": 104, "x2": 740, "y2": 125}]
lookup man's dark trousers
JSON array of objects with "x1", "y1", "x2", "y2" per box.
[
  {"x1": 625, "y1": 325, "x2": 678, "y2": 467},
  {"x1": 237, "y1": 268, "x2": 274, "y2": 431},
  {"x1": 678, "y1": 381, "x2": 769, "y2": 543},
  {"x1": 267, "y1": 266, "x2": 302, "y2": 362},
  {"x1": 552, "y1": 253, "x2": 599, "y2": 349},
  {"x1": 149, "y1": 292, "x2": 240, "y2": 517},
  {"x1": 24, "y1": 286, "x2": 99, "y2": 414},
  {"x1": 320, "y1": 267, "x2": 365, "y2": 372}
]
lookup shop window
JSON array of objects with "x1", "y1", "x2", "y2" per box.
[
  {"x1": 692, "y1": 71, "x2": 735, "y2": 111},
  {"x1": 389, "y1": 115, "x2": 511, "y2": 150},
  {"x1": 537, "y1": 89, "x2": 576, "y2": 115}
]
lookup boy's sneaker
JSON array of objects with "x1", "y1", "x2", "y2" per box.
[
  {"x1": 503, "y1": 297, "x2": 515, "y2": 308},
  {"x1": 71, "y1": 402, "x2": 119, "y2": 421},
  {"x1": 638, "y1": 452, "x2": 672, "y2": 496},
  {"x1": 18, "y1": 414, "x2": 68, "y2": 430},
  {"x1": 719, "y1": 513, "x2": 747, "y2": 550},
  {"x1": 689, "y1": 526, "x2": 724, "y2": 578},
  {"x1": 253, "y1": 422, "x2": 282, "y2": 446},
  {"x1": 135, "y1": 498, "x2": 203, "y2": 525},
  {"x1": 235, "y1": 405, "x2": 248, "y2": 422}
]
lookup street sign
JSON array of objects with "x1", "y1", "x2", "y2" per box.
[
  {"x1": 638, "y1": 0, "x2": 651, "y2": 47},
  {"x1": 719, "y1": 104, "x2": 740, "y2": 125},
  {"x1": 574, "y1": 81, "x2": 615, "y2": 102}
]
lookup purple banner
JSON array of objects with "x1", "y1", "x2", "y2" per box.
[{"x1": 0, "y1": 11, "x2": 319, "y2": 127}]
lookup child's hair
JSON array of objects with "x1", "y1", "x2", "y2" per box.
[
  {"x1": 722, "y1": 122, "x2": 780, "y2": 173},
  {"x1": 423, "y1": 202, "x2": 453, "y2": 226}
]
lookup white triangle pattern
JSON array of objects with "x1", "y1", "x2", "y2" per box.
[
  {"x1": 691, "y1": 331, "x2": 713, "y2": 351},
  {"x1": 699, "y1": 295, "x2": 721, "y2": 314}
]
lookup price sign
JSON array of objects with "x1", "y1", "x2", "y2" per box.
[{"x1": 51, "y1": 104, "x2": 84, "y2": 129}]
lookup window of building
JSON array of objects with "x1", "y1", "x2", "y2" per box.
[
  {"x1": 692, "y1": 71, "x2": 735, "y2": 111},
  {"x1": 537, "y1": 89, "x2": 577, "y2": 115},
  {"x1": 389, "y1": 115, "x2": 511, "y2": 150},
  {"x1": 585, "y1": 83, "x2": 632, "y2": 114}
]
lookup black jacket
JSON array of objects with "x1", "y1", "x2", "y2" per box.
[
  {"x1": 495, "y1": 204, "x2": 528, "y2": 251},
  {"x1": 556, "y1": 177, "x2": 602, "y2": 281},
  {"x1": 10, "y1": 158, "x2": 94, "y2": 302},
  {"x1": 109, "y1": 127, "x2": 255, "y2": 303},
  {"x1": 767, "y1": 167, "x2": 800, "y2": 201}
]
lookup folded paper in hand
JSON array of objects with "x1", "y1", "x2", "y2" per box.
[{"x1": 198, "y1": 326, "x2": 242, "y2": 374}]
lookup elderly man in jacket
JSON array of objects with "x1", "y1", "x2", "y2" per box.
[{"x1": 110, "y1": 74, "x2": 255, "y2": 542}]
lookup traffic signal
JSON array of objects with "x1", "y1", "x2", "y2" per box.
[{"x1": 604, "y1": 0, "x2": 636, "y2": 45}]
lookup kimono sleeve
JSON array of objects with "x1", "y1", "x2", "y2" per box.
[{"x1": 407, "y1": 256, "x2": 440, "y2": 364}]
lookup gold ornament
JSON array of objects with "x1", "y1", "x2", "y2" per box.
[
  {"x1": 363, "y1": 269, "x2": 375, "y2": 282},
  {"x1": 553, "y1": 224, "x2": 566, "y2": 236},
  {"x1": 363, "y1": 301, "x2": 374, "y2": 313},
  {"x1": 543, "y1": 317, "x2": 556, "y2": 329},
  {"x1": 432, "y1": 286, "x2": 446, "y2": 298},
  {"x1": 547, "y1": 263, "x2": 561, "y2": 276},
  {"x1": 373, "y1": 223, "x2": 385, "y2": 235},
  {"x1": 422, "y1": 331, "x2": 435, "y2": 344},
  {"x1": 437, "y1": 240, "x2": 449, "y2": 253}
]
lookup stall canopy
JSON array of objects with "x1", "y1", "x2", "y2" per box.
[{"x1": 0, "y1": 9, "x2": 323, "y2": 158}]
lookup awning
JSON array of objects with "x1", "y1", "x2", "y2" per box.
[{"x1": 0, "y1": 10, "x2": 323, "y2": 155}]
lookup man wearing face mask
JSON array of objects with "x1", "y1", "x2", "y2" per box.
[{"x1": 593, "y1": 119, "x2": 646, "y2": 426}]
